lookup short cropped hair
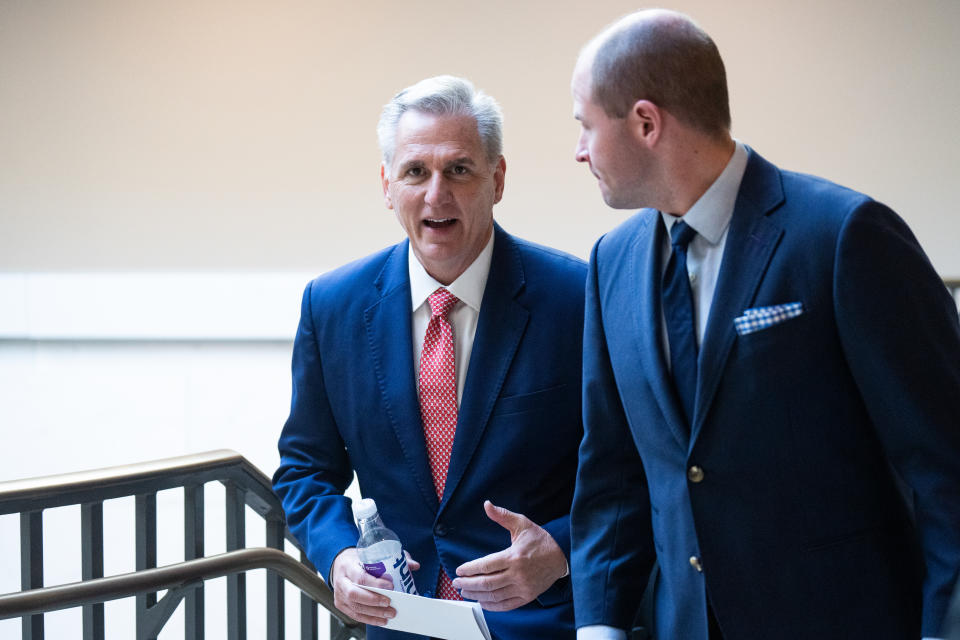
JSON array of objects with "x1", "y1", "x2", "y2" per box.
[
  {"x1": 377, "y1": 75, "x2": 504, "y2": 168},
  {"x1": 591, "y1": 11, "x2": 731, "y2": 138}
]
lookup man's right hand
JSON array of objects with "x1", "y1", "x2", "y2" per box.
[{"x1": 329, "y1": 547, "x2": 397, "y2": 626}]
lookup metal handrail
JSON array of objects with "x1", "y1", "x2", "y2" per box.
[
  {"x1": 0, "y1": 449, "x2": 364, "y2": 639},
  {"x1": 0, "y1": 547, "x2": 355, "y2": 627},
  {"x1": 0, "y1": 449, "x2": 276, "y2": 517}
]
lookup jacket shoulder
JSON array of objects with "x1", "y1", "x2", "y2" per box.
[
  {"x1": 591, "y1": 209, "x2": 659, "y2": 262},
  {"x1": 779, "y1": 169, "x2": 874, "y2": 213},
  {"x1": 302, "y1": 243, "x2": 402, "y2": 314},
  {"x1": 511, "y1": 235, "x2": 587, "y2": 277}
]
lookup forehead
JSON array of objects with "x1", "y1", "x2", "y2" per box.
[
  {"x1": 571, "y1": 57, "x2": 597, "y2": 115},
  {"x1": 393, "y1": 111, "x2": 485, "y2": 162}
]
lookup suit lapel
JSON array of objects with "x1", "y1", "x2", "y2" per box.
[
  {"x1": 692, "y1": 151, "x2": 786, "y2": 443},
  {"x1": 363, "y1": 241, "x2": 439, "y2": 511},
  {"x1": 633, "y1": 212, "x2": 691, "y2": 448},
  {"x1": 441, "y1": 225, "x2": 529, "y2": 507}
]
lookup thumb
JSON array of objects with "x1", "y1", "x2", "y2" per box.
[{"x1": 483, "y1": 500, "x2": 528, "y2": 537}]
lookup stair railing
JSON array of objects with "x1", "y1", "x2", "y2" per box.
[{"x1": 0, "y1": 449, "x2": 364, "y2": 640}]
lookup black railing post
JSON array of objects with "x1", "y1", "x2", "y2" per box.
[
  {"x1": 135, "y1": 493, "x2": 158, "y2": 640},
  {"x1": 184, "y1": 484, "x2": 205, "y2": 640},
  {"x1": 81, "y1": 502, "x2": 105, "y2": 640},
  {"x1": 266, "y1": 520, "x2": 285, "y2": 640},
  {"x1": 20, "y1": 510, "x2": 44, "y2": 640},
  {"x1": 301, "y1": 551, "x2": 319, "y2": 640},
  {"x1": 225, "y1": 482, "x2": 246, "y2": 640}
]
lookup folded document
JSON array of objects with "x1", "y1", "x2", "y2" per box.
[{"x1": 361, "y1": 585, "x2": 491, "y2": 640}]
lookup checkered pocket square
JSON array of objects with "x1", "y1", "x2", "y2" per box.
[{"x1": 734, "y1": 301, "x2": 805, "y2": 336}]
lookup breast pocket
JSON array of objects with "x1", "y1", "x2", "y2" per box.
[
  {"x1": 491, "y1": 383, "x2": 572, "y2": 417},
  {"x1": 735, "y1": 309, "x2": 810, "y2": 359}
]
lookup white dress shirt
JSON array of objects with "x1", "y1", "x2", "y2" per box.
[
  {"x1": 578, "y1": 142, "x2": 747, "y2": 640},
  {"x1": 660, "y1": 141, "x2": 748, "y2": 356},
  {"x1": 409, "y1": 231, "x2": 494, "y2": 404}
]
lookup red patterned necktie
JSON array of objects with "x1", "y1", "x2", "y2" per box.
[{"x1": 418, "y1": 287, "x2": 462, "y2": 600}]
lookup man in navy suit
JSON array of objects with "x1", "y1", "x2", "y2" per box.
[
  {"x1": 274, "y1": 75, "x2": 585, "y2": 639},
  {"x1": 569, "y1": 9, "x2": 960, "y2": 640}
]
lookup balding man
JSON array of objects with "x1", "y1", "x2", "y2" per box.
[{"x1": 569, "y1": 10, "x2": 960, "y2": 640}]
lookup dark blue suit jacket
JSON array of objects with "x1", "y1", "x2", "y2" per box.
[
  {"x1": 274, "y1": 224, "x2": 586, "y2": 640},
  {"x1": 571, "y1": 149, "x2": 960, "y2": 639}
]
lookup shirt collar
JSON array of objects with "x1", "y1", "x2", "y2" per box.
[
  {"x1": 661, "y1": 140, "x2": 748, "y2": 244},
  {"x1": 408, "y1": 230, "x2": 494, "y2": 313}
]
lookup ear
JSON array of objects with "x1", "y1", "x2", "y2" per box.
[
  {"x1": 628, "y1": 99, "x2": 662, "y2": 147},
  {"x1": 492, "y1": 156, "x2": 506, "y2": 204},
  {"x1": 381, "y1": 163, "x2": 393, "y2": 209}
]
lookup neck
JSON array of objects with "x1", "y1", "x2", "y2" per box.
[{"x1": 660, "y1": 133, "x2": 735, "y2": 216}]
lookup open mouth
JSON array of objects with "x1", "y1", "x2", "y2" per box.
[{"x1": 423, "y1": 218, "x2": 457, "y2": 229}]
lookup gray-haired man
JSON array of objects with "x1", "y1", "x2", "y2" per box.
[{"x1": 274, "y1": 75, "x2": 585, "y2": 639}]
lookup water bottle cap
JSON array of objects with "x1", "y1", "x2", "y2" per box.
[{"x1": 352, "y1": 498, "x2": 378, "y2": 520}]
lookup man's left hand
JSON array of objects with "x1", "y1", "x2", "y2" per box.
[{"x1": 452, "y1": 500, "x2": 567, "y2": 611}]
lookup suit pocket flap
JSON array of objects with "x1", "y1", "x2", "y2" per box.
[{"x1": 491, "y1": 383, "x2": 571, "y2": 416}]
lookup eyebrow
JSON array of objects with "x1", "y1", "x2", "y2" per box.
[
  {"x1": 447, "y1": 156, "x2": 477, "y2": 168},
  {"x1": 395, "y1": 154, "x2": 480, "y2": 175}
]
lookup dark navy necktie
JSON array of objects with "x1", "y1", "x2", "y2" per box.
[{"x1": 662, "y1": 219, "x2": 699, "y2": 425}]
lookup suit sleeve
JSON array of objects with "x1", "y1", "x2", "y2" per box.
[
  {"x1": 272, "y1": 281, "x2": 360, "y2": 582},
  {"x1": 834, "y1": 201, "x2": 960, "y2": 636},
  {"x1": 571, "y1": 240, "x2": 657, "y2": 630},
  {"x1": 535, "y1": 513, "x2": 572, "y2": 606}
]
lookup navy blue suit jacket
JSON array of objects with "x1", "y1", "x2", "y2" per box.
[
  {"x1": 274, "y1": 224, "x2": 586, "y2": 640},
  {"x1": 571, "y1": 149, "x2": 960, "y2": 639}
]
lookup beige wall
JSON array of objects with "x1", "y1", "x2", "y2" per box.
[{"x1": 2, "y1": 0, "x2": 958, "y2": 276}]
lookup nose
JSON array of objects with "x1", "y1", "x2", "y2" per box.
[
  {"x1": 575, "y1": 133, "x2": 589, "y2": 164},
  {"x1": 424, "y1": 173, "x2": 451, "y2": 206}
]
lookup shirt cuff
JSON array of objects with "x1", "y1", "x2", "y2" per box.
[{"x1": 577, "y1": 625, "x2": 627, "y2": 640}]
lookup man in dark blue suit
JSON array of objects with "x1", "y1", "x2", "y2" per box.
[
  {"x1": 569, "y1": 9, "x2": 960, "y2": 640},
  {"x1": 274, "y1": 75, "x2": 585, "y2": 639}
]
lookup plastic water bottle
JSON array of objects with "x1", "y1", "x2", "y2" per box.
[{"x1": 353, "y1": 498, "x2": 418, "y2": 595}]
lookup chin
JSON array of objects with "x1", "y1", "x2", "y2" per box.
[
  {"x1": 602, "y1": 192, "x2": 628, "y2": 209},
  {"x1": 602, "y1": 187, "x2": 644, "y2": 210}
]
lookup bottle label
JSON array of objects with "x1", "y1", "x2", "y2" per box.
[
  {"x1": 359, "y1": 540, "x2": 418, "y2": 595},
  {"x1": 363, "y1": 562, "x2": 388, "y2": 578}
]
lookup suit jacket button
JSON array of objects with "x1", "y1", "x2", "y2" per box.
[
  {"x1": 434, "y1": 523, "x2": 448, "y2": 537},
  {"x1": 689, "y1": 556, "x2": 703, "y2": 572},
  {"x1": 687, "y1": 465, "x2": 705, "y2": 483}
]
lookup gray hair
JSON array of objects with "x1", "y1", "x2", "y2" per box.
[{"x1": 377, "y1": 75, "x2": 504, "y2": 168}]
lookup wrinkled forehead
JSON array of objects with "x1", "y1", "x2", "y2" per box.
[{"x1": 390, "y1": 111, "x2": 487, "y2": 165}]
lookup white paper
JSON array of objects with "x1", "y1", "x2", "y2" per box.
[{"x1": 361, "y1": 585, "x2": 492, "y2": 640}]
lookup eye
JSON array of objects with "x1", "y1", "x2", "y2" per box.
[
  {"x1": 406, "y1": 166, "x2": 425, "y2": 178},
  {"x1": 450, "y1": 165, "x2": 469, "y2": 175}
]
